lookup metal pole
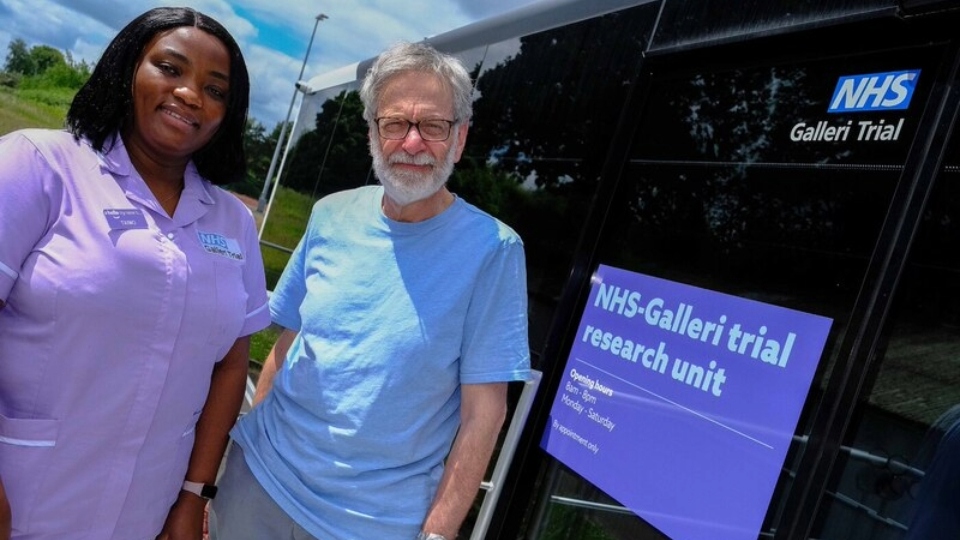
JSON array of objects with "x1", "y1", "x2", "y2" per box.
[
  {"x1": 259, "y1": 110, "x2": 301, "y2": 241},
  {"x1": 256, "y1": 13, "x2": 329, "y2": 216}
]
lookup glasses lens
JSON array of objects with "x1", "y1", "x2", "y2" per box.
[
  {"x1": 418, "y1": 121, "x2": 450, "y2": 141},
  {"x1": 377, "y1": 119, "x2": 453, "y2": 141},
  {"x1": 378, "y1": 119, "x2": 409, "y2": 140}
]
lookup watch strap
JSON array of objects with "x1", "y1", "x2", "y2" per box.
[{"x1": 182, "y1": 480, "x2": 218, "y2": 500}]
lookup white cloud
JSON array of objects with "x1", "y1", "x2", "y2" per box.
[
  {"x1": 452, "y1": 0, "x2": 527, "y2": 19},
  {"x1": 0, "y1": 0, "x2": 543, "y2": 126},
  {"x1": 244, "y1": 42, "x2": 303, "y2": 129}
]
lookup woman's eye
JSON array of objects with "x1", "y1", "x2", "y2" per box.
[
  {"x1": 157, "y1": 62, "x2": 179, "y2": 75},
  {"x1": 207, "y1": 86, "x2": 227, "y2": 100}
]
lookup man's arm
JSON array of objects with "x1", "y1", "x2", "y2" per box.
[
  {"x1": 253, "y1": 328, "x2": 297, "y2": 405},
  {"x1": 420, "y1": 382, "x2": 508, "y2": 539},
  {"x1": 159, "y1": 336, "x2": 251, "y2": 538}
]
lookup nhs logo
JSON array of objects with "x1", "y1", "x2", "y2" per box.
[
  {"x1": 198, "y1": 232, "x2": 229, "y2": 249},
  {"x1": 828, "y1": 70, "x2": 920, "y2": 113}
]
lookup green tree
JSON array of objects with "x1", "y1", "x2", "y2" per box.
[
  {"x1": 448, "y1": 159, "x2": 528, "y2": 222},
  {"x1": 4, "y1": 38, "x2": 35, "y2": 75},
  {"x1": 3, "y1": 40, "x2": 67, "y2": 77},
  {"x1": 5, "y1": 39, "x2": 87, "y2": 84},
  {"x1": 466, "y1": 8, "x2": 647, "y2": 192},
  {"x1": 25, "y1": 62, "x2": 86, "y2": 90},
  {"x1": 244, "y1": 119, "x2": 273, "y2": 185},
  {"x1": 282, "y1": 90, "x2": 372, "y2": 199},
  {"x1": 29, "y1": 45, "x2": 66, "y2": 74},
  {"x1": 224, "y1": 118, "x2": 281, "y2": 198}
]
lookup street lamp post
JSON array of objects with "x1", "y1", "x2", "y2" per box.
[{"x1": 256, "y1": 12, "x2": 329, "y2": 215}]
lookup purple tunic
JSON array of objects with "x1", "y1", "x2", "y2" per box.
[{"x1": 0, "y1": 129, "x2": 270, "y2": 539}]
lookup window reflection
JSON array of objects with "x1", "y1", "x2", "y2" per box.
[
  {"x1": 818, "y1": 155, "x2": 960, "y2": 539},
  {"x1": 531, "y1": 46, "x2": 935, "y2": 538}
]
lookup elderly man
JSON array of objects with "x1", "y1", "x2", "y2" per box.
[{"x1": 210, "y1": 41, "x2": 531, "y2": 540}]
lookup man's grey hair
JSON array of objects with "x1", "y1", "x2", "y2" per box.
[{"x1": 360, "y1": 41, "x2": 473, "y2": 125}]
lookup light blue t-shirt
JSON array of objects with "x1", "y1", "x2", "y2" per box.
[{"x1": 232, "y1": 185, "x2": 530, "y2": 540}]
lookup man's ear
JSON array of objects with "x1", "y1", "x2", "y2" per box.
[{"x1": 453, "y1": 121, "x2": 469, "y2": 163}]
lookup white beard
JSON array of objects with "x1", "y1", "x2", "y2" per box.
[{"x1": 370, "y1": 136, "x2": 457, "y2": 206}]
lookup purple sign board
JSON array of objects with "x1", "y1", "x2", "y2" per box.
[{"x1": 541, "y1": 265, "x2": 833, "y2": 540}]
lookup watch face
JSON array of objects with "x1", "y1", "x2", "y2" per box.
[
  {"x1": 201, "y1": 484, "x2": 219, "y2": 500},
  {"x1": 183, "y1": 481, "x2": 218, "y2": 500}
]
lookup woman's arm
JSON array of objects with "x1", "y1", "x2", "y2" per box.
[
  {"x1": 158, "y1": 336, "x2": 251, "y2": 539},
  {"x1": 0, "y1": 475, "x2": 11, "y2": 540}
]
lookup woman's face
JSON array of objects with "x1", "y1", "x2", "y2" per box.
[{"x1": 127, "y1": 26, "x2": 231, "y2": 164}]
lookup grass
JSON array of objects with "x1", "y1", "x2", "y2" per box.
[
  {"x1": 250, "y1": 323, "x2": 283, "y2": 364},
  {"x1": 259, "y1": 186, "x2": 316, "y2": 290},
  {"x1": 249, "y1": 187, "x2": 314, "y2": 362},
  {"x1": 0, "y1": 86, "x2": 67, "y2": 134},
  {"x1": 17, "y1": 86, "x2": 76, "y2": 110}
]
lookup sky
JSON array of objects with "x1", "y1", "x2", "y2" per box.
[{"x1": 0, "y1": 0, "x2": 543, "y2": 127}]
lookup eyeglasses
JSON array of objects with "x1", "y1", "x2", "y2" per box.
[{"x1": 375, "y1": 117, "x2": 457, "y2": 142}]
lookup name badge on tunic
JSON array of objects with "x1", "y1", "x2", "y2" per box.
[{"x1": 104, "y1": 209, "x2": 148, "y2": 230}]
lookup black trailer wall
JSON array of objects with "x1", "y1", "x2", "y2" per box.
[{"x1": 489, "y1": 2, "x2": 960, "y2": 539}]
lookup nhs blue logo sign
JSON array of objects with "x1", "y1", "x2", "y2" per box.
[{"x1": 828, "y1": 70, "x2": 920, "y2": 113}]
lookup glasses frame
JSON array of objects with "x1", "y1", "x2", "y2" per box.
[{"x1": 374, "y1": 117, "x2": 458, "y2": 142}]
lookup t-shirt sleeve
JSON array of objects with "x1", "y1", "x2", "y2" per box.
[
  {"x1": 460, "y1": 236, "x2": 532, "y2": 384},
  {"x1": 0, "y1": 132, "x2": 59, "y2": 302},
  {"x1": 239, "y1": 209, "x2": 272, "y2": 337},
  {"x1": 268, "y1": 213, "x2": 313, "y2": 331}
]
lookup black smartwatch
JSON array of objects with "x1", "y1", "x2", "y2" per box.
[{"x1": 182, "y1": 480, "x2": 218, "y2": 500}]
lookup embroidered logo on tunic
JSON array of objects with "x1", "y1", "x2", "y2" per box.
[{"x1": 198, "y1": 231, "x2": 244, "y2": 260}]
